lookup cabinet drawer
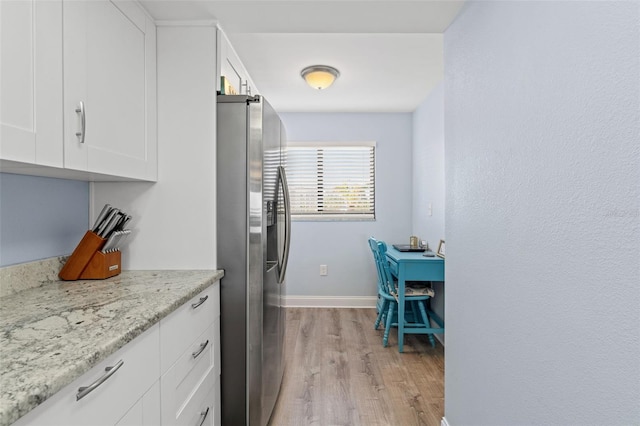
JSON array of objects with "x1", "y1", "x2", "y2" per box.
[
  {"x1": 14, "y1": 324, "x2": 160, "y2": 426},
  {"x1": 160, "y1": 284, "x2": 220, "y2": 373},
  {"x1": 161, "y1": 320, "x2": 218, "y2": 413},
  {"x1": 174, "y1": 368, "x2": 218, "y2": 426}
]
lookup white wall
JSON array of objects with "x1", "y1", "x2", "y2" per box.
[
  {"x1": 92, "y1": 25, "x2": 218, "y2": 270},
  {"x1": 444, "y1": 2, "x2": 639, "y2": 425},
  {"x1": 412, "y1": 81, "x2": 445, "y2": 338},
  {"x1": 280, "y1": 113, "x2": 413, "y2": 301}
]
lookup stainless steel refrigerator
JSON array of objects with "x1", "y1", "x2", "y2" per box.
[{"x1": 216, "y1": 95, "x2": 291, "y2": 426}]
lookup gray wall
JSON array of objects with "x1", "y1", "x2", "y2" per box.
[
  {"x1": 412, "y1": 81, "x2": 445, "y2": 246},
  {"x1": 0, "y1": 173, "x2": 89, "y2": 266},
  {"x1": 412, "y1": 81, "x2": 446, "y2": 340},
  {"x1": 280, "y1": 112, "x2": 413, "y2": 298},
  {"x1": 444, "y1": 2, "x2": 639, "y2": 425}
]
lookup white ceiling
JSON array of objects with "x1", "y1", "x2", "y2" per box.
[{"x1": 140, "y1": 0, "x2": 465, "y2": 112}]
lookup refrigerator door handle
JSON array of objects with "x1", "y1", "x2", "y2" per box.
[{"x1": 278, "y1": 166, "x2": 292, "y2": 283}]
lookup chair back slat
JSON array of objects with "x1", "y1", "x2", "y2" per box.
[
  {"x1": 376, "y1": 241, "x2": 398, "y2": 298},
  {"x1": 368, "y1": 237, "x2": 396, "y2": 298},
  {"x1": 368, "y1": 237, "x2": 387, "y2": 296}
]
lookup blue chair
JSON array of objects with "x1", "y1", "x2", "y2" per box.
[{"x1": 368, "y1": 237, "x2": 436, "y2": 348}]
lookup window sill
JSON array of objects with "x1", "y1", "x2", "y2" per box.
[{"x1": 292, "y1": 214, "x2": 376, "y2": 222}]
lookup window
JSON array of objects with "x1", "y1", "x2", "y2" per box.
[{"x1": 286, "y1": 141, "x2": 375, "y2": 220}]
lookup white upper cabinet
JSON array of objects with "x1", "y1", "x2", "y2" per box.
[
  {"x1": 0, "y1": 0, "x2": 63, "y2": 167},
  {"x1": 217, "y1": 27, "x2": 258, "y2": 96},
  {"x1": 0, "y1": 0, "x2": 156, "y2": 181},
  {"x1": 63, "y1": 0, "x2": 157, "y2": 181}
]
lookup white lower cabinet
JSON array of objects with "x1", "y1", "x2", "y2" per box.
[
  {"x1": 12, "y1": 282, "x2": 221, "y2": 426},
  {"x1": 13, "y1": 324, "x2": 160, "y2": 426},
  {"x1": 115, "y1": 381, "x2": 161, "y2": 426},
  {"x1": 160, "y1": 286, "x2": 221, "y2": 426},
  {"x1": 174, "y1": 371, "x2": 218, "y2": 426},
  {"x1": 160, "y1": 285, "x2": 220, "y2": 373}
]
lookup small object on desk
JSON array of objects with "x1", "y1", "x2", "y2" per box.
[
  {"x1": 423, "y1": 252, "x2": 435, "y2": 257},
  {"x1": 410, "y1": 235, "x2": 419, "y2": 249},
  {"x1": 436, "y1": 239, "x2": 445, "y2": 259},
  {"x1": 393, "y1": 244, "x2": 426, "y2": 252}
]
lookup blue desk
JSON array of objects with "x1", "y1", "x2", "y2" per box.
[{"x1": 386, "y1": 246, "x2": 445, "y2": 352}]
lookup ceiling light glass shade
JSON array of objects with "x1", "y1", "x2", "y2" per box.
[{"x1": 301, "y1": 65, "x2": 340, "y2": 90}]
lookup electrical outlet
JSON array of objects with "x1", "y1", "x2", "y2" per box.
[
  {"x1": 428, "y1": 203, "x2": 433, "y2": 217},
  {"x1": 320, "y1": 265, "x2": 328, "y2": 276}
]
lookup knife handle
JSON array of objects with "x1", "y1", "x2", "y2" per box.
[
  {"x1": 96, "y1": 209, "x2": 118, "y2": 236},
  {"x1": 100, "y1": 213, "x2": 121, "y2": 238},
  {"x1": 117, "y1": 215, "x2": 132, "y2": 232},
  {"x1": 92, "y1": 204, "x2": 111, "y2": 232}
]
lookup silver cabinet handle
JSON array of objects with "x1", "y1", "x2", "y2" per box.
[
  {"x1": 75, "y1": 101, "x2": 86, "y2": 144},
  {"x1": 191, "y1": 295, "x2": 209, "y2": 309},
  {"x1": 76, "y1": 359, "x2": 124, "y2": 401},
  {"x1": 197, "y1": 407, "x2": 210, "y2": 426},
  {"x1": 192, "y1": 340, "x2": 209, "y2": 359}
]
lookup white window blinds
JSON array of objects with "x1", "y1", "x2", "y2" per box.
[{"x1": 286, "y1": 142, "x2": 376, "y2": 220}]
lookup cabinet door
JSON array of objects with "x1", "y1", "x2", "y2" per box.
[
  {"x1": 216, "y1": 28, "x2": 258, "y2": 96},
  {"x1": 115, "y1": 381, "x2": 161, "y2": 426},
  {"x1": 0, "y1": 0, "x2": 63, "y2": 166},
  {"x1": 64, "y1": 0, "x2": 157, "y2": 180}
]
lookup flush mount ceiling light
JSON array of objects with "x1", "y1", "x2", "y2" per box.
[{"x1": 301, "y1": 65, "x2": 340, "y2": 90}]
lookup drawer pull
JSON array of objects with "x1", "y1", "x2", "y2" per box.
[
  {"x1": 191, "y1": 295, "x2": 209, "y2": 309},
  {"x1": 197, "y1": 407, "x2": 210, "y2": 426},
  {"x1": 76, "y1": 359, "x2": 124, "y2": 401},
  {"x1": 192, "y1": 340, "x2": 210, "y2": 359}
]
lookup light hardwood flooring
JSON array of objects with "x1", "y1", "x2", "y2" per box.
[{"x1": 268, "y1": 308, "x2": 444, "y2": 426}]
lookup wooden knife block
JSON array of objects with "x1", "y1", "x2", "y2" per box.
[{"x1": 59, "y1": 231, "x2": 122, "y2": 281}]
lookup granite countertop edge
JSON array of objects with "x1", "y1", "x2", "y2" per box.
[{"x1": 0, "y1": 269, "x2": 225, "y2": 426}]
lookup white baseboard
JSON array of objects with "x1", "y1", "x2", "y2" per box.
[
  {"x1": 441, "y1": 417, "x2": 450, "y2": 426},
  {"x1": 283, "y1": 295, "x2": 377, "y2": 308}
]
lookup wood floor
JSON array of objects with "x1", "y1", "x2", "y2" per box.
[{"x1": 268, "y1": 308, "x2": 445, "y2": 426}]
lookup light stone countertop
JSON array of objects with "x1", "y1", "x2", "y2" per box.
[{"x1": 0, "y1": 269, "x2": 224, "y2": 426}]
